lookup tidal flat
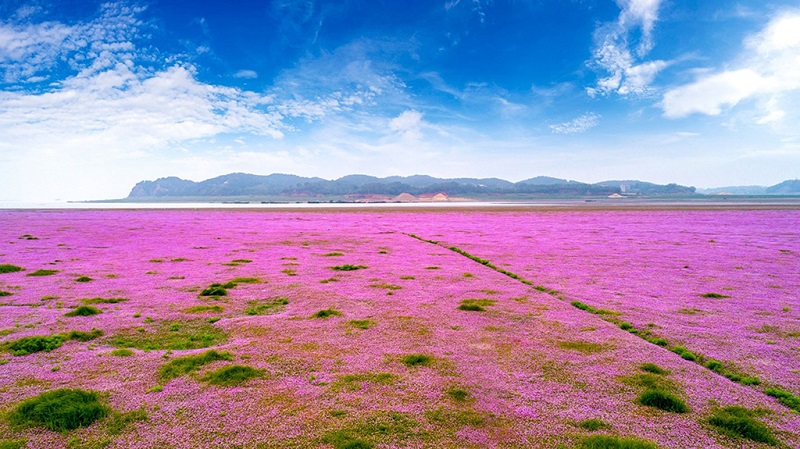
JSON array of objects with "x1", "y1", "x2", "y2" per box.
[{"x1": 0, "y1": 208, "x2": 798, "y2": 448}]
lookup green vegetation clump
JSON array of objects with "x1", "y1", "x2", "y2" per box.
[
  {"x1": 637, "y1": 389, "x2": 688, "y2": 413},
  {"x1": 231, "y1": 259, "x2": 252, "y2": 263},
  {"x1": 764, "y1": 388, "x2": 800, "y2": 412},
  {"x1": 578, "y1": 418, "x2": 610, "y2": 431},
  {"x1": 228, "y1": 277, "x2": 260, "y2": 284},
  {"x1": 0, "y1": 290, "x2": 12, "y2": 297},
  {"x1": 670, "y1": 345, "x2": 697, "y2": 361},
  {"x1": 0, "y1": 264, "x2": 24, "y2": 274},
  {"x1": 202, "y1": 365, "x2": 264, "y2": 386},
  {"x1": 579, "y1": 435, "x2": 658, "y2": 449},
  {"x1": 159, "y1": 350, "x2": 233, "y2": 381},
  {"x1": 0, "y1": 439, "x2": 26, "y2": 449},
  {"x1": 331, "y1": 264, "x2": 368, "y2": 271},
  {"x1": 8, "y1": 389, "x2": 108, "y2": 431},
  {"x1": 5, "y1": 335, "x2": 65, "y2": 356},
  {"x1": 200, "y1": 283, "x2": 228, "y2": 297},
  {"x1": 701, "y1": 292, "x2": 730, "y2": 299},
  {"x1": 445, "y1": 388, "x2": 471, "y2": 402},
  {"x1": 570, "y1": 301, "x2": 617, "y2": 315},
  {"x1": 65, "y1": 329, "x2": 104, "y2": 342},
  {"x1": 312, "y1": 309, "x2": 342, "y2": 319},
  {"x1": 333, "y1": 372, "x2": 395, "y2": 391},
  {"x1": 349, "y1": 319, "x2": 372, "y2": 330},
  {"x1": 246, "y1": 297, "x2": 289, "y2": 315},
  {"x1": 64, "y1": 305, "x2": 102, "y2": 317},
  {"x1": 457, "y1": 298, "x2": 495, "y2": 312},
  {"x1": 26, "y1": 269, "x2": 58, "y2": 277},
  {"x1": 401, "y1": 354, "x2": 433, "y2": 367},
  {"x1": 75, "y1": 276, "x2": 93, "y2": 282},
  {"x1": 639, "y1": 363, "x2": 669, "y2": 375},
  {"x1": 110, "y1": 349, "x2": 134, "y2": 357},
  {"x1": 708, "y1": 406, "x2": 778, "y2": 445},
  {"x1": 82, "y1": 297, "x2": 128, "y2": 304},
  {"x1": 105, "y1": 407, "x2": 148, "y2": 436},
  {"x1": 322, "y1": 252, "x2": 344, "y2": 257},
  {"x1": 183, "y1": 305, "x2": 224, "y2": 314},
  {"x1": 107, "y1": 320, "x2": 227, "y2": 351}
]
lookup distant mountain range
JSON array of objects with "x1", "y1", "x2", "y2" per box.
[
  {"x1": 696, "y1": 179, "x2": 800, "y2": 195},
  {"x1": 127, "y1": 173, "x2": 703, "y2": 199},
  {"x1": 125, "y1": 174, "x2": 800, "y2": 200}
]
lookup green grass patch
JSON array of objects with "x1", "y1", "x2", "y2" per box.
[
  {"x1": 82, "y1": 297, "x2": 128, "y2": 304},
  {"x1": 701, "y1": 292, "x2": 730, "y2": 299},
  {"x1": 0, "y1": 264, "x2": 23, "y2": 274},
  {"x1": 639, "y1": 363, "x2": 669, "y2": 375},
  {"x1": 199, "y1": 283, "x2": 228, "y2": 297},
  {"x1": 579, "y1": 435, "x2": 658, "y2": 449},
  {"x1": 425, "y1": 406, "x2": 485, "y2": 427},
  {"x1": 570, "y1": 300, "x2": 618, "y2": 315},
  {"x1": 369, "y1": 283, "x2": 402, "y2": 290},
  {"x1": 75, "y1": 276, "x2": 92, "y2": 282},
  {"x1": 105, "y1": 407, "x2": 148, "y2": 436},
  {"x1": 670, "y1": 345, "x2": 697, "y2": 361},
  {"x1": 107, "y1": 320, "x2": 227, "y2": 351},
  {"x1": 65, "y1": 329, "x2": 103, "y2": 342},
  {"x1": 331, "y1": 264, "x2": 368, "y2": 271},
  {"x1": 246, "y1": 297, "x2": 288, "y2": 315},
  {"x1": 64, "y1": 305, "x2": 102, "y2": 317},
  {"x1": 231, "y1": 259, "x2": 252, "y2": 263},
  {"x1": 0, "y1": 439, "x2": 26, "y2": 449},
  {"x1": 312, "y1": 309, "x2": 342, "y2": 319},
  {"x1": 159, "y1": 350, "x2": 233, "y2": 381},
  {"x1": 401, "y1": 353, "x2": 433, "y2": 367},
  {"x1": 26, "y1": 269, "x2": 58, "y2": 277},
  {"x1": 5, "y1": 335, "x2": 65, "y2": 356},
  {"x1": 229, "y1": 277, "x2": 260, "y2": 284},
  {"x1": 764, "y1": 388, "x2": 800, "y2": 412},
  {"x1": 445, "y1": 388, "x2": 471, "y2": 402},
  {"x1": 322, "y1": 412, "x2": 421, "y2": 448},
  {"x1": 319, "y1": 277, "x2": 340, "y2": 284},
  {"x1": 638, "y1": 389, "x2": 688, "y2": 413},
  {"x1": 201, "y1": 365, "x2": 264, "y2": 386},
  {"x1": 578, "y1": 418, "x2": 610, "y2": 431},
  {"x1": 557, "y1": 340, "x2": 610, "y2": 354},
  {"x1": 0, "y1": 290, "x2": 12, "y2": 297},
  {"x1": 322, "y1": 252, "x2": 344, "y2": 257},
  {"x1": 110, "y1": 349, "x2": 134, "y2": 357},
  {"x1": 457, "y1": 298, "x2": 495, "y2": 312},
  {"x1": 399, "y1": 275, "x2": 415, "y2": 280},
  {"x1": 349, "y1": 319, "x2": 372, "y2": 329},
  {"x1": 708, "y1": 406, "x2": 778, "y2": 445},
  {"x1": 183, "y1": 305, "x2": 224, "y2": 314},
  {"x1": 8, "y1": 389, "x2": 108, "y2": 431}
]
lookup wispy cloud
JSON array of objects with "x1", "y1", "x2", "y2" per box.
[
  {"x1": 233, "y1": 69, "x2": 258, "y2": 79},
  {"x1": 662, "y1": 10, "x2": 800, "y2": 124},
  {"x1": 587, "y1": 0, "x2": 668, "y2": 97},
  {"x1": 549, "y1": 113, "x2": 600, "y2": 134}
]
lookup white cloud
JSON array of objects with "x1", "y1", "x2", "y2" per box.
[
  {"x1": 389, "y1": 110, "x2": 423, "y2": 140},
  {"x1": 549, "y1": 113, "x2": 600, "y2": 134},
  {"x1": 587, "y1": 0, "x2": 668, "y2": 97},
  {"x1": 662, "y1": 11, "x2": 800, "y2": 121},
  {"x1": 234, "y1": 69, "x2": 258, "y2": 79}
]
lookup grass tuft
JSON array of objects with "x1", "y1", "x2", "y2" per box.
[
  {"x1": 246, "y1": 297, "x2": 289, "y2": 315},
  {"x1": 764, "y1": 388, "x2": 800, "y2": 412},
  {"x1": 331, "y1": 264, "x2": 368, "y2": 271},
  {"x1": 708, "y1": 406, "x2": 778, "y2": 445},
  {"x1": 701, "y1": 292, "x2": 730, "y2": 299},
  {"x1": 110, "y1": 349, "x2": 134, "y2": 357},
  {"x1": 637, "y1": 389, "x2": 688, "y2": 413},
  {"x1": 75, "y1": 276, "x2": 93, "y2": 282},
  {"x1": 349, "y1": 319, "x2": 372, "y2": 329},
  {"x1": 0, "y1": 264, "x2": 24, "y2": 274},
  {"x1": 82, "y1": 297, "x2": 128, "y2": 304},
  {"x1": 64, "y1": 305, "x2": 102, "y2": 317},
  {"x1": 107, "y1": 320, "x2": 227, "y2": 350},
  {"x1": 0, "y1": 290, "x2": 12, "y2": 297},
  {"x1": 639, "y1": 363, "x2": 669, "y2": 375},
  {"x1": 445, "y1": 388, "x2": 471, "y2": 402},
  {"x1": 159, "y1": 350, "x2": 233, "y2": 381},
  {"x1": 578, "y1": 418, "x2": 610, "y2": 431},
  {"x1": 200, "y1": 284, "x2": 228, "y2": 297},
  {"x1": 202, "y1": 365, "x2": 264, "y2": 386},
  {"x1": 312, "y1": 309, "x2": 342, "y2": 319},
  {"x1": 26, "y1": 269, "x2": 58, "y2": 277},
  {"x1": 183, "y1": 305, "x2": 224, "y2": 314},
  {"x1": 457, "y1": 298, "x2": 495, "y2": 312},
  {"x1": 401, "y1": 354, "x2": 433, "y2": 367},
  {"x1": 65, "y1": 329, "x2": 104, "y2": 342},
  {"x1": 5, "y1": 335, "x2": 65, "y2": 356},
  {"x1": 8, "y1": 389, "x2": 108, "y2": 431},
  {"x1": 579, "y1": 435, "x2": 658, "y2": 449},
  {"x1": 557, "y1": 340, "x2": 609, "y2": 354}
]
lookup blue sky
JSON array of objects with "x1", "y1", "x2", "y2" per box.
[{"x1": 1, "y1": 0, "x2": 799, "y2": 201}]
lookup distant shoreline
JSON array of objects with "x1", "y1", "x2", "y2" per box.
[{"x1": 3, "y1": 196, "x2": 800, "y2": 211}]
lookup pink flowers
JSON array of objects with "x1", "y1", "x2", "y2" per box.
[{"x1": 0, "y1": 209, "x2": 798, "y2": 448}]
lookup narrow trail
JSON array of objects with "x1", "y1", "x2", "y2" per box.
[{"x1": 404, "y1": 232, "x2": 800, "y2": 414}]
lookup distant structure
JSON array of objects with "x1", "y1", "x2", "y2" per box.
[
  {"x1": 608, "y1": 193, "x2": 624, "y2": 199},
  {"x1": 393, "y1": 193, "x2": 417, "y2": 202},
  {"x1": 418, "y1": 192, "x2": 449, "y2": 201}
]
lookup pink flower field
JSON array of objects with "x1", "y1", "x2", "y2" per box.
[{"x1": 1, "y1": 209, "x2": 798, "y2": 449}]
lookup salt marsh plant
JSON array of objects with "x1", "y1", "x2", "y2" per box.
[
  {"x1": 8, "y1": 389, "x2": 108, "y2": 431},
  {"x1": 159, "y1": 350, "x2": 233, "y2": 381},
  {"x1": 64, "y1": 305, "x2": 102, "y2": 317},
  {"x1": 246, "y1": 297, "x2": 289, "y2": 315},
  {"x1": 26, "y1": 269, "x2": 58, "y2": 277},
  {"x1": 708, "y1": 407, "x2": 778, "y2": 444},
  {"x1": 331, "y1": 264, "x2": 368, "y2": 271},
  {"x1": 457, "y1": 298, "x2": 495, "y2": 311},
  {"x1": 202, "y1": 365, "x2": 264, "y2": 386},
  {"x1": 0, "y1": 264, "x2": 23, "y2": 274},
  {"x1": 401, "y1": 354, "x2": 433, "y2": 367},
  {"x1": 312, "y1": 309, "x2": 342, "y2": 318}
]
